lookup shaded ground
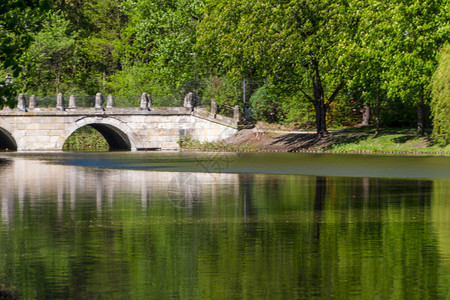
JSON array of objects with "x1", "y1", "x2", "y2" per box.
[{"x1": 222, "y1": 127, "x2": 446, "y2": 153}]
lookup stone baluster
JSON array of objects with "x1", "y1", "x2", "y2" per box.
[
  {"x1": 95, "y1": 93, "x2": 104, "y2": 111},
  {"x1": 17, "y1": 94, "x2": 26, "y2": 112},
  {"x1": 68, "y1": 95, "x2": 76, "y2": 109},
  {"x1": 140, "y1": 93, "x2": 149, "y2": 111},
  {"x1": 56, "y1": 93, "x2": 64, "y2": 111},
  {"x1": 106, "y1": 95, "x2": 114, "y2": 108},
  {"x1": 184, "y1": 92, "x2": 193, "y2": 111},
  {"x1": 29, "y1": 95, "x2": 36, "y2": 110},
  {"x1": 233, "y1": 105, "x2": 241, "y2": 121},
  {"x1": 211, "y1": 100, "x2": 217, "y2": 116}
]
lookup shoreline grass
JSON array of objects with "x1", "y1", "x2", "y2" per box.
[{"x1": 179, "y1": 127, "x2": 450, "y2": 155}]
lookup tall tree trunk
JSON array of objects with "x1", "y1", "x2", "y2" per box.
[
  {"x1": 314, "y1": 101, "x2": 328, "y2": 137},
  {"x1": 312, "y1": 60, "x2": 328, "y2": 138},
  {"x1": 417, "y1": 88, "x2": 425, "y2": 137},
  {"x1": 310, "y1": 60, "x2": 345, "y2": 138},
  {"x1": 102, "y1": 71, "x2": 106, "y2": 92},
  {"x1": 56, "y1": 71, "x2": 60, "y2": 94},
  {"x1": 362, "y1": 102, "x2": 370, "y2": 126},
  {"x1": 374, "y1": 95, "x2": 381, "y2": 137}
]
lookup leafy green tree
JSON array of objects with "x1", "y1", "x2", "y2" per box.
[
  {"x1": 75, "y1": 0, "x2": 127, "y2": 94},
  {"x1": 348, "y1": 0, "x2": 395, "y2": 135},
  {"x1": 430, "y1": 44, "x2": 450, "y2": 142},
  {"x1": 202, "y1": 76, "x2": 241, "y2": 111},
  {"x1": 0, "y1": 0, "x2": 50, "y2": 106},
  {"x1": 19, "y1": 11, "x2": 78, "y2": 94},
  {"x1": 197, "y1": 0, "x2": 363, "y2": 136},
  {"x1": 116, "y1": 0, "x2": 204, "y2": 92},
  {"x1": 105, "y1": 63, "x2": 172, "y2": 95},
  {"x1": 249, "y1": 83, "x2": 284, "y2": 123},
  {"x1": 382, "y1": 0, "x2": 449, "y2": 136}
]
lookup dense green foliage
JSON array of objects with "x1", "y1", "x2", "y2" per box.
[
  {"x1": 431, "y1": 44, "x2": 450, "y2": 142},
  {"x1": 63, "y1": 126, "x2": 109, "y2": 150},
  {"x1": 1, "y1": 0, "x2": 449, "y2": 137}
]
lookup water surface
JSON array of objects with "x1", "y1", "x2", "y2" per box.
[{"x1": 0, "y1": 153, "x2": 448, "y2": 299}]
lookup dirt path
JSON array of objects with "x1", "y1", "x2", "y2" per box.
[
  {"x1": 221, "y1": 127, "x2": 438, "y2": 153},
  {"x1": 222, "y1": 128, "x2": 339, "y2": 152}
]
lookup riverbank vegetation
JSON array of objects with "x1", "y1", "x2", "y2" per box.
[
  {"x1": 63, "y1": 126, "x2": 109, "y2": 151},
  {"x1": 1, "y1": 0, "x2": 449, "y2": 148},
  {"x1": 179, "y1": 127, "x2": 450, "y2": 154}
]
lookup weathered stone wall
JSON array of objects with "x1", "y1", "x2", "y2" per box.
[{"x1": 0, "y1": 107, "x2": 238, "y2": 151}]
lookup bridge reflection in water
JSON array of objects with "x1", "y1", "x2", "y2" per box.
[{"x1": 0, "y1": 157, "x2": 240, "y2": 224}]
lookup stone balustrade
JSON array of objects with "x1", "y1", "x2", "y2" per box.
[{"x1": 10, "y1": 92, "x2": 242, "y2": 121}]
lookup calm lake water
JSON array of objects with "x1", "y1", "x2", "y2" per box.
[{"x1": 0, "y1": 152, "x2": 449, "y2": 299}]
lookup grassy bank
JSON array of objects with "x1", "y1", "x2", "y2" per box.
[
  {"x1": 328, "y1": 128, "x2": 449, "y2": 154},
  {"x1": 178, "y1": 136, "x2": 255, "y2": 152},
  {"x1": 180, "y1": 127, "x2": 450, "y2": 155}
]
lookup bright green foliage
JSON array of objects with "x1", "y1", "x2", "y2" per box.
[
  {"x1": 281, "y1": 95, "x2": 316, "y2": 128},
  {"x1": 249, "y1": 84, "x2": 283, "y2": 123},
  {"x1": 380, "y1": 0, "x2": 448, "y2": 135},
  {"x1": 202, "y1": 76, "x2": 241, "y2": 111},
  {"x1": 197, "y1": 0, "x2": 363, "y2": 136},
  {"x1": 105, "y1": 64, "x2": 173, "y2": 95},
  {"x1": 0, "y1": 0, "x2": 50, "y2": 106},
  {"x1": 383, "y1": 0, "x2": 448, "y2": 99},
  {"x1": 19, "y1": 11, "x2": 78, "y2": 94},
  {"x1": 75, "y1": 0, "x2": 128, "y2": 94},
  {"x1": 63, "y1": 126, "x2": 109, "y2": 150},
  {"x1": 349, "y1": 1, "x2": 393, "y2": 104},
  {"x1": 430, "y1": 44, "x2": 450, "y2": 142},
  {"x1": 117, "y1": 0, "x2": 204, "y2": 92}
]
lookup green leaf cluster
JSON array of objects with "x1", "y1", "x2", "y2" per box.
[{"x1": 430, "y1": 44, "x2": 450, "y2": 142}]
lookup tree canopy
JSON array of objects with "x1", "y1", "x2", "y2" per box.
[
  {"x1": 0, "y1": 0, "x2": 449, "y2": 137},
  {"x1": 430, "y1": 44, "x2": 450, "y2": 142}
]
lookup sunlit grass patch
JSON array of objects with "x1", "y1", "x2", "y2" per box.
[{"x1": 330, "y1": 131, "x2": 450, "y2": 153}]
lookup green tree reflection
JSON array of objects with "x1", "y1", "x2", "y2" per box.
[{"x1": 0, "y1": 174, "x2": 448, "y2": 299}]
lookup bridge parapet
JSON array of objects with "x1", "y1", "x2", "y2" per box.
[
  {"x1": 0, "y1": 93, "x2": 240, "y2": 151},
  {"x1": 6, "y1": 93, "x2": 185, "y2": 110},
  {"x1": 193, "y1": 107, "x2": 239, "y2": 129}
]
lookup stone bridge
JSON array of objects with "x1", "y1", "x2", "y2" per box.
[{"x1": 0, "y1": 93, "x2": 239, "y2": 151}]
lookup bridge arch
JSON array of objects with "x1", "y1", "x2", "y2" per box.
[
  {"x1": 0, "y1": 127, "x2": 17, "y2": 151},
  {"x1": 64, "y1": 117, "x2": 143, "y2": 151}
]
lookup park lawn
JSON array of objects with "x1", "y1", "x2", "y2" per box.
[{"x1": 328, "y1": 128, "x2": 450, "y2": 154}]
